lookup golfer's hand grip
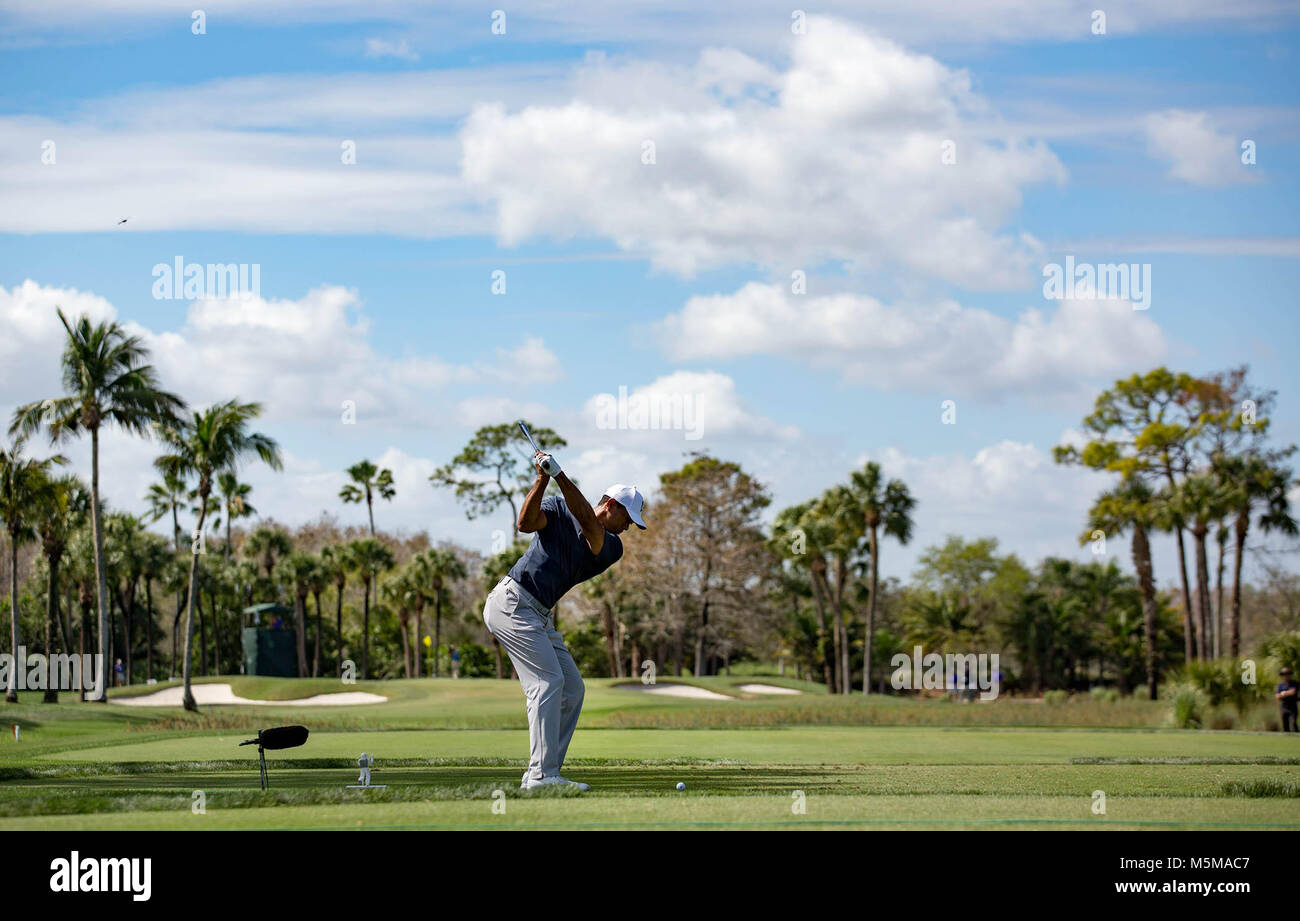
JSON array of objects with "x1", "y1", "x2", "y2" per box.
[{"x1": 539, "y1": 454, "x2": 562, "y2": 477}]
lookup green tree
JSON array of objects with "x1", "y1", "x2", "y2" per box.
[
  {"x1": 318, "y1": 544, "x2": 354, "y2": 677},
  {"x1": 431, "y1": 422, "x2": 566, "y2": 538},
  {"x1": 30, "y1": 471, "x2": 86, "y2": 702},
  {"x1": 847, "y1": 462, "x2": 915, "y2": 694},
  {"x1": 411, "y1": 547, "x2": 467, "y2": 678},
  {"x1": 11, "y1": 309, "x2": 184, "y2": 702},
  {"x1": 1054, "y1": 368, "x2": 1203, "y2": 662},
  {"x1": 1086, "y1": 476, "x2": 1163, "y2": 698},
  {"x1": 215, "y1": 472, "x2": 255, "y2": 558},
  {"x1": 277, "y1": 550, "x2": 317, "y2": 677},
  {"x1": 155, "y1": 400, "x2": 281, "y2": 710},
  {"x1": 349, "y1": 537, "x2": 395, "y2": 679},
  {"x1": 0, "y1": 439, "x2": 67, "y2": 702},
  {"x1": 339, "y1": 460, "x2": 395, "y2": 536}
]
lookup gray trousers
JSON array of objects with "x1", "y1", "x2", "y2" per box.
[{"x1": 482, "y1": 576, "x2": 585, "y2": 781}]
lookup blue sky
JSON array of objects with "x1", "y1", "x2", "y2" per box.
[{"x1": 1, "y1": 1, "x2": 1297, "y2": 583}]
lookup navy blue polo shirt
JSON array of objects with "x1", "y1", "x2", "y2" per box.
[{"x1": 508, "y1": 495, "x2": 623, "y2": 609}]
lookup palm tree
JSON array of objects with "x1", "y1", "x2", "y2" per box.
[
  {"x1": 769, "y1": 502, "x2": 835, "y2": 692},
  {"x1": 340, "y1": 460, "x2": 395, "y2": 536},
  {"x1": 306, "y1": 555, "x2": 329, "y2": 677},
  {"x1": 1218, "y1": 457, "x2": 1297, "y2": 657},
  {"x1": 0, "y1": 439, "x2": 67, "y2": 702},
  {"x1": 215, "y1": 472, "x2": 255, "y2": 558},
  {"x1": 412, "y1": 547, "x2": 467, "y2": 678},
  {"x1": 11, "y1": 309, "x2": 184, "y2": 702},
  {"x1": 31, "y1": 472, "x2": 87, "y2": 702},
  {"x1": 340, "y1": 460, "x2": 396, "y2": 615},
  {"x1": 1086, "y1": 476, "x2": 1162, "y2": 698},
  {"x1": 1165, "y1": 472, "x2": 1234, "y2": 660},
  {"x1": 104, "y1": 512, "x2": 147, "y2": 686},
  {"x1": 155, "y1": 400, "x2": 281, "y2": 711},
  {"x1": 847, "y1": 462, "x2": 915, "y2": 694},
  {"x1": 349, "y1": 537, "x2": 395, "y2": 679},
  {"x1": 277, "y1": 551, "x2": 317, "y2": 677},
  {"x1": 243, "y1": 525, "x2": 292, "y2": 590},
  {"x1": 318, "y1": 544, "x2": 354, "y2": 677},
  {"x1": 145, "y1": 471, "x2": 188, "y2": 550},
  {"x1": 138, "y1": 532, "x2": 171, "y2": 683},
  {"x1": 383, "y1": 571, "x2": 418, "y2": 678}
]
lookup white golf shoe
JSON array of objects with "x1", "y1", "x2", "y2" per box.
[{"x1": 520, "y1": 775, "x2": 590, "y2": 792}]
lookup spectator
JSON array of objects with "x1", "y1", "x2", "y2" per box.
[
  {"x1": 113, "y1": 658, "x2": 124, "y2": 687},
  {"x1": 450, "y1": 645, "x2": 460, "y2": 680},
  {"x1": 1277, "y1": 667, "x2": 1299, "y2": 732}
]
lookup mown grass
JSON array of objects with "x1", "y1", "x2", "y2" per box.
[{"x1": 4, "y1": 677, "x2": 1299, "y2": 830}]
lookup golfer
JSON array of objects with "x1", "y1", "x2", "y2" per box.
[{"x1": 482, "y1": 450, "x2": 645, "y2": 791}]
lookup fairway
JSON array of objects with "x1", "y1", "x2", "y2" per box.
[{"x1": 4, "y1": 679, "x2": 1299, "y2": 831}]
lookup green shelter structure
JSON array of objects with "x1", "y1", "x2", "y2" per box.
[{"x1": 241, "y1": 603, "x2": 298, "y2": 677}]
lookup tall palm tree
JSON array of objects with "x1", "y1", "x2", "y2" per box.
[
  {"x1": 0, "y1": 439, "x2": 67, "y2": 702},
  {"x1": 154, "y1": 400, "x2": 281, "y2": 711},
  {"x1": 340, "y1": 460, "x2": 396, "y2": 537},
  {"x1": 1086, "y1": 476, "x2": 1162, "y2": 698},
  {"x1": 104, "y1": 512, "x2": 147, "y2": 687},
  {"x1": 138, "y1": 532, "x2": 171, "y2": 683},
  {"x1": 277, "y1": 550, "x2": 317, "y2": 677},
  {"x1": 349, "y1": 537, "x2": 395, "y2": 679},
  {"x1": 145, "y1": 470, "x2": 188, "y2": 673},
  {"x1": 31, "y1": 472, "x2": 87, "y2": 703},
  {"x1": 340, "y1": 460, "x2": 395, "y2": 617},
  {"x1": 1165, "y1": 472, "x2": 1233, "y2": 660},
  {"x1": 847, "y1": 462, "x2": 915, "y2": 694},
  {"x1": 306, "y1": 555, "x2": 329, "y2": 677},
  {"x1": 215, "y1": 472, "x2": 255, "y2": 558},
  {"x1": 318, "y1": 544, "x2": 354, "y2": 677},
  {"x1": 769, "y1": 502, "x2": 835, "y2": 692},
  {"x1": 11, "y1": 309, "x2": 184, "y2": 702},
  {"x1": 412, "y1": 547, "x2": 467, "y2": 678}
]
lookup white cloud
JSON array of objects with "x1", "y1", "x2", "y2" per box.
[
  {"x1": 1144, "y1": 109, "x2": 1255, "y2": 186},
  {"x1": 462, "y1": 18, "x2": 1066, "y2": 285},
  {"x1": 0, "y1": 280, "x2": 552, "y2": 430},
  {"x1": 364, "y1": 37, "x2": 418, "y2": 61},
  {"x1": 581, "y1": 370, "x2": 802, "y2": 444},
  {"x1": 656, "y1": 281, "x2": 1166, "y2": 397}
]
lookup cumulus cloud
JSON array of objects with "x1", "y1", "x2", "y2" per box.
[
  {"x1": 0, "y1": 280, "x2": 558, "y2": 428},
  {"x1": 580, "y1": 370, "x2": 801, "y2": 445},
  {"x1": 655, "y1": 281, "x2": 1166, "y2": 397},
  {"x1": 1144, "y1": 109, "x2": 1255, "y2": 185},
  {"x1": 462, "y1": 18, "x2": 1065, "y2": 286}
]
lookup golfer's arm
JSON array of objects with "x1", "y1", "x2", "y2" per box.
[
  {"x1": 517, "y1": 475, "x2": 550, "y2": 533},
  {"x1": 553, "y1": 473, "x2": 604, "y2": 555}
]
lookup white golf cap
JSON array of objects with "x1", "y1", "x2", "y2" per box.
[{"x1": 602, "y1": 484, "x2": 647, "y2": 530}]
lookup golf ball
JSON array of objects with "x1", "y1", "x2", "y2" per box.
[{"x1": 676, "y1": 782, "x2": 685, "y2": 791}]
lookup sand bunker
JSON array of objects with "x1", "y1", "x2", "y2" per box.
[
  {"x1": 736, "y1": 683, "x2": 802, "y2": 695},
  {"x1": 111, "y1": 682, "x2": 387, "y2": 707},
  {"x1": 618, "y1": 683, "x2": 733, "y2": 700}
]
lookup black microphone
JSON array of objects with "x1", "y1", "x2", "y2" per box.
[{"x1": 241, "y1": 725, "x2": 309, "y2": 750}]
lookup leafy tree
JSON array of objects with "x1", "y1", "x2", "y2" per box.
[
  {"x1": 154, "y1": 400, "x2": 281, "y2": 711},
  {"x1": 11, "y1": 309, "x2": 184, "y2": 702},
  {"x1": 431, "y1": 422, "x2": 566, "y2": 538}
]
